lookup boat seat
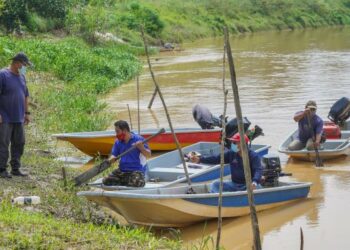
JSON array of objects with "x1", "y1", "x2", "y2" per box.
[
  {"x1": 341, "y1": 130, "x2": 350, "y2": 139},
  {"x1": 148, "y1": 167, "x2": 204, "y2": 182}
]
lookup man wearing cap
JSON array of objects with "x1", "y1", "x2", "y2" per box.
[
  {"x1": 189, "y1": 132, "x2": 263, "y2": 192},
  {"x1": 102, "y1": 120, "x2": 151, "y2": 187},
  {"x1": 0, "y1": 52, "x2": 33, "y2": 178},
  {"x1": 288, "y1": 100, "x2": 324, "y2": 151}
]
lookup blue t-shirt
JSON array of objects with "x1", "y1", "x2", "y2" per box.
[
  {"x1": 0, "y1": 68, "x2": 29, "y2": 123},
  {"x1": 296, "y1": 112, "x2": 323, "y2": 143},
  {"x1": 111, "y1": 132, "x2": 150, "y2": 173},
  {"x1": 200, "y1": 149, "x2": 263, "y2": 184}
]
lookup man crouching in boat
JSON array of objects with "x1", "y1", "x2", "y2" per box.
[
  {"x1": 288, "y1": 100, "x2": 324, "y2": 151},
  {"x1": 102, "y1": 120, "x2": 151, "y2": 187},
  {"x1": 189, "y1": 133, "x2": 263, "y2": 192}
]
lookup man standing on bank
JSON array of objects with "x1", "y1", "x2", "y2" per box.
[{"x1": 0, "y1": 52, "x2": 32, "y2": 178}]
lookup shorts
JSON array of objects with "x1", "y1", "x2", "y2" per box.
[{"x1": 102, "y1": 169, "x2": 145, "y2": 187}]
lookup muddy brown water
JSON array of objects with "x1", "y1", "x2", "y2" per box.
[{"x1": 102, "y1": 27, "x2": 350, "y2": 249}]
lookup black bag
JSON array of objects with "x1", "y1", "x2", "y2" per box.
[{"x1": 328, "y1": 97, "x2": 350, "y2": 125}]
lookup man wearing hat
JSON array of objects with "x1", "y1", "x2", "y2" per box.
[
  {"x1": 189, "y1": 132, "x2": 263, "y2": 192},
  {"x1": 288, "y1": 100, "x2": 324, "y2": 151},
  {"x1": 0, "y1": 52, "x2": 33, "y2": 178}
]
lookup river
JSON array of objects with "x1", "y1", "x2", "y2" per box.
[{"x1": 104, "y1": 27, "x2": 350, "y2": 249}]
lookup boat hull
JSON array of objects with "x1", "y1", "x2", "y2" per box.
[
  {"x1": 79, "y1": 182, "x2": 311, "y2": 227},
  {"x1": 278, "y1": 124, "x2": 350, "y2": 161},
  {"x1": 53, "y1": 128, "x2": 221, "y2": 156}
]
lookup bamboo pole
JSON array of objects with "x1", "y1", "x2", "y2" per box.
[
  {"x1": 300, "y1": 227, "x2": 304, "y2": 250},
  {"x1": 224, "y1": 27, "x2": 262, "y2": 250},
  {"x1": 148, "y1": 87, "x2": 158, "y2": 109},
  {"x1": 127, "y1": 104, "x2": 133, "y2": 130},
  {"x1": 216, "y1": 43, "x2": 228, "y2": 250},
  {"x1": 137, "y1": 76, "x2": 140, "y2": 134},
  {"x1": 141, "y1": 27, "x2": 194, "y2": 192}
]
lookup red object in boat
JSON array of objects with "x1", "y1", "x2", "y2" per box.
[{"x1": 323, "y1": 121, "x2": 341, "y2": 139}]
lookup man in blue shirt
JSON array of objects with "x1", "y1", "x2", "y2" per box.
[
  {"x1": 0, "y1": 52, "x2": 32, "y2": 178},
  {"x1": 288, "y1": 100, "x2": 324, "y2": 151},
  {"x1": 189, "y1": 133, "x2": 263, "y2": 192},
  {"x1": 102, "y1": 120, "x2": 151, "y2": 187}
]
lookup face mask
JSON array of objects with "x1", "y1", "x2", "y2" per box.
[
  {"x1": 116, "y1": 132, "x2": 126, "y2": 141},
  {"x1": 231, "y1": 143, "x2": 239, "y2": 153},
  {"x1": 19, "y1": 66, "x2": 27, "y2": 76}
]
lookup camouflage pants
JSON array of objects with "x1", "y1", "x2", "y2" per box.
[{"x1": 102, "y1": 169, "x2": 145, "y2": 187}]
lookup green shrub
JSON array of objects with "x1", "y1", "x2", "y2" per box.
[
  {"x1": 119, "y1": 2, "x2": 164, "y2": 38},
  {"x1": 0, "y1": 0, "x2": 27, "y2": 32}
]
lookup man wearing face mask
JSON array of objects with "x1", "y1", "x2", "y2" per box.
[
  {"x1": 288, "y1": 100, "x2": 324, "y2": 151},
  {"x1": 189, "y1": 133, "x2": 263, "y2": 193},
  {"x1": 0, "y1": 52, "x2": 32, "y2": 178},
  {"x1": 102, "y1": 120, "x2": 151, "y2": 187}
]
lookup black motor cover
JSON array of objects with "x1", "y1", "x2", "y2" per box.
[
  {"x1": 261, "y1": 153, "x2": 281, "y2": 187},
  {"x1": 225, "y1": 117, "x2": 251, "y2": 138},
  {"x1": 328, "y1": 97, "x2": 350, "y2": 125}
]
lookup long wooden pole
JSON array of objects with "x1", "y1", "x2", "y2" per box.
[
  {"x1": 137, "y1": 76, "x2": 140, "y2": 134},
  {"x1": 141, "y1": 27, "x2": 194, "y2": 192},
  {"x1": 306, "y1": 114, "x2": 323, "y2": 167},
  {"x1": 224, "y1": 27, "x2": 262, "y2": 250},
  {"x1": 127, "y1": 104, "x2": 133, "y2": 130},
  {"x1": 148, "y1": 87, "x2": 158, "y2": 109},
  {"x1": 216, "y1": 43, "x2": 228, "y2": 250}
]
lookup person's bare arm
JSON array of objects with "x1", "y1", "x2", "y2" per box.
[
  {"x1": 293, "y1": 109, "x2": 311, "y2": 122},
  {"x1": 135, "y1": 141, "x2": 152, "y2": 158}
]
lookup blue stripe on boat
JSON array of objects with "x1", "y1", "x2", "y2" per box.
[{"x1": 184, "y1": 186, "x2": 310, "y2": 207}]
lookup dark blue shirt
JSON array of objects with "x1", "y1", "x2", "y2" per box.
[
  {"x1": 296, "y1": 112, "x2": 323, "y2": 143},
  {"x1": 111, "y1": 132, "x2": 150, "y2": 173},
  {"x1": 0, "y1": 68, "x2": 29, "y2": 123},
  {"x1": 200, "y1": 149, "x2": 263, "y2": 184}
]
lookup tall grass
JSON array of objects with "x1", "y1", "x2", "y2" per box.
[{"x1": 0, "y1": 37, "x2": 142, "y2": 132}]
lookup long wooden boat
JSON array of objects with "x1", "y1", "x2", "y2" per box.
[
  {"x1": 52, "y1": 128, "x2": 222, "y2": 156},
  {"x1": 78, "y1": 181, "x2": 311, "y2": 227},
  {"x1": 278, "y1": 120, "x2": 350, "y2": 161},
  {"x1": 90, "y1": 142, "x2": 271, "y2": 190}
]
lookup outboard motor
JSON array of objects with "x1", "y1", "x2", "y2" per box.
[
  {"x1": 192, "y1": 104, "x2": 222, "y2": 129},
  {"x1": 328, "y1": 97, "x2": 350, "y2": 125},
  {"x1": 261, "y1": 153, "x2": 282, "y2": 187}
]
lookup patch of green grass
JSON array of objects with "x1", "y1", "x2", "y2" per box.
[
  {"x1": 0, "y1": 202, "x2": 181, "y2": 249},
  {"x1": 0, "y1": 36, "x2": 142, "y2": 133}
]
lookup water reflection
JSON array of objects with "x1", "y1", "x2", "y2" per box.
[{"x1": 103, "y1": 27, "x2": 350, "y2": 249}]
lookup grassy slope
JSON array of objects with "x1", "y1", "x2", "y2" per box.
[
  {"x1": 1, "y1": 1, "x2": 350, "y2": 248},
  {"x1": 65, "y1": 0, "x2": 350, "y2": 44},
  {"x1": 0, "y1": 36, "x2": 142, "y2": 132}
]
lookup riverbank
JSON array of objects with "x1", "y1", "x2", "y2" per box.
[{"x1": 0, "y1": 1, "x2": 350, "y2": 248}]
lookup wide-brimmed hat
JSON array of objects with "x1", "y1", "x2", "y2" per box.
[{"x1": 12, "y1": 52, "x2": 33, "y2": 67}]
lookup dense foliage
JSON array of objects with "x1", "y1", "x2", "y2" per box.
[{"x1": 1, "y1": 0, "x2": 350, "y2": 44}]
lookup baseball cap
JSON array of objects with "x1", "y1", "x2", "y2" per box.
[
  {"x1": 12, "y1": 52, "x2": 33, "y2": 67},
  {"x1": 305, "y1": 100, "x2": 317, "y2": 109},
  {"x1": 228, "y1": 132, "x2": 250, "y2": 144}
]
